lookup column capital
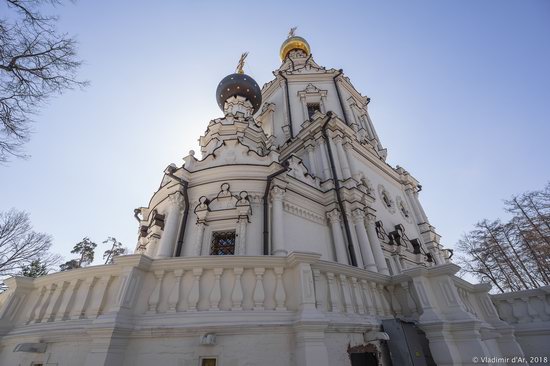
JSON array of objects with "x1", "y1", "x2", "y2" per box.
[
  {"x1": 351, "y1": 208, "x2": 366, "y2": 223},
  {"x1": 270, "y1": 186, "x2": 286, "y2": 201},
  {"x1": 332, "y1": 134, "x2": 344, "y2": 144},
  {"x1": 168, "y1": 192, "x2": 185, "y2": 210},
  {"x1": 326, "y1": 209, "x2": 341, "y2": 224},
  {"x1": 342, "y1": 136, "x2": 353, "y2": 148},
  {"x1": 365, "y1": 212, "x2": 377, "y2": 224},
  {"x1": 305, "y1": 142, "x2": 316, "y2": 151}
]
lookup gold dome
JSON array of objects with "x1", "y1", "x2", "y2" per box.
[{"x1": 279, "y1": 36, "x2": 311, "y2": 61}]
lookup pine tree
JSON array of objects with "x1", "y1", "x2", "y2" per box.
[
  {"x1": 20, "y1": 259, "x2": 48, "y2": 278},
  {"x1": 102, "y1": 237, "x2": 126, "y2": 264},
  {"x1": 60, "y1": 237, "x2": 97, "y2": 271}
]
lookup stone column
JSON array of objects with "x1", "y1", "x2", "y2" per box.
[
  {"x1": 352, "y1": 209, "x2": 378, "y2": 272},
  {"x1": 404, "y1": 187, "x2": 421, "y2": 223},
  {"x1": 412, "y1": 190, "x2": 429, "y2": 223},
  {"x1": 145, "y1": 226, "x2": 161, "y2": 257},
  {"x1": 327, "y1": 133, "x2": 342, "y2": 180},
  {"x1": 336, "y1": 78, "x2": 353, "y2": 124},
  {"x1": 343, "y1": 137, "x2": 360, "y2": 181},
  {"x1": 279, "y1": 78, "x2": 290, "y2": 133},
  {"x1": 327, "y1": 210, "x2": 349, "y2": 265},
  {"x1": 305, "y1": 143, "x2": 318, "y2": 177},
  {"x1": 361, "y1": 113, "x2": 375, "y2": 140},
  {"x1": 235, "y1": 217, "x2": 248, "y2": 255},
  {"x1": 365, "y1": 213, "x2": 389, "y2": 275},
  {"x1": 334, "y1": 135, "x2": 351, "y2": 180},
  {"x1": 346, "y1": 211, "x2": 364, "y2": 268},
  {"x1": 318, "y1": 139, "x2": 331, "y2": 181},
  {"x1": 156, "y1": 193, "x2": 184, "y2": 258},
  {"x1": 300, "y1": 94, "x2": 308, "y2": 122},
  {"x1": 194, "y1": 222, "x2": 206, "y2": 256},
  {"x1": 271, "y1": 186, "x2": 287, "y2": 256}
]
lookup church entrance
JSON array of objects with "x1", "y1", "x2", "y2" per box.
[{"x1": 350, "y1": 351, "x2": 378, "y2": 366}]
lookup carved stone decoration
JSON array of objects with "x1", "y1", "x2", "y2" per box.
[
  {"x1": 359, "y1": 177, "x2": 374, "y2": 196},
  {"x1": 286, "y1": 155, "x2": 320, "y2": 188},
  {"x1": 396, "y1": 195, "x2": 413, "y2": 223},
  {"x1": 236, "y1": 191, "x2": 250, "y2": 207},
  {"x1": 195, "y1": 196, "x2": 209, "y2": 212},
  {"x1": 219, "y1": 182, "x2": 232, "y2": 198},
  {"x1": 377, "y1": 184, "x2": 396, "y2": 214},
  {"x1": 297, "y1": 83, "x2": 328, "y2": 122}
]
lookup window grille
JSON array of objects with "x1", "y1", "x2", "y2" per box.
[{"x1": 210, "y1": 231, "x2": 236, "y2": 255}]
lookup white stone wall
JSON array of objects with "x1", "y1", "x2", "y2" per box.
[
  {"x1": 492, "y1": 287, "x2": 550, "y2": 361},
  {"x1": 0, "y1": 253, "x2": 530, "y2": 366}
]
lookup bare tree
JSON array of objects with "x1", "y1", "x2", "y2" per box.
[
  {"x1": 0, "y1": 0, "x2": 87, "y2": 162},
  {"x1": 457, "y1": 182, "x2": 550, "y2": 293},
  {"x1": 0, "y1": 208, "x2": 59, "y2": 276}
]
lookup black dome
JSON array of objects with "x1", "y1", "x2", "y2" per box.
[{"x1": 216, "y1": 73, "x2": 262, "y2": 114}]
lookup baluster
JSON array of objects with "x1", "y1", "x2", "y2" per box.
[
  {"x1": 326, "y1": 272, "x2": 339, "y2": 312},
  {"x1": 339, "y1": 274, "x2": 354, "y2": 313},
  {"x1": 538, "y1": 295, "x2": 550, "y2": 317},
  {"x1": 253, "y1": 268, "x2": 265, "y2": 310},
  {"x1": 27, "y1": 286, "x2": 47, "y2": 324},
  {"x1": 377, "y1": 284, "x2": 391, "y2": 316},
  {"x1": 274, "y1": 267, "x2": 286, "y2": 311},
  {"x1": 187, "y1": 268, "x2": 202, "y2": 311},
  {"x1": 506, "y1": 299, "x2": 519, "y2": 323},
  {"x1": 312, "y1": 269, "x2": 323, "y2": 311},
  {"x1": 231, "y1": 267, "x2": 244, "y2": 310},
  {"x1": 517, "y1": 298, "x2": 532, "y2": 323},
  {"x1": 43, "y1": 281, "x2": 69, "y2": 322},
  {"x1": 401, "y1": 281, "x2": 419, "y2": 318},
  {"x1": 167, "y1": 269, "x2": 184, "y2": 313},
  {"x1": 71, "y1": 277, "x2": 97, "y2": 320},
  {"x1": 387, "y1": 285, "x2": 402, "y2": 317},
  {"x1": 210, "y1": 268, "x2": 223, "y2": 310},
  {"x1": 360, "y1": 280, "x2": 375, "y2": 314},
  {"x1": 35, "y1": 283, "x2": 57, "y2": 323},
  {"x1": 147, "y1": 270, "x2": 165, "y2": 313},
  {"x1": 524, "y1": 296, "x2": 541, "y2": 322},
  {"x1": 369, "y1": 282, "x2": 382, "y2": 316},
  {"x1": 88, "y1": 275, "x2": 112, "y2": 317},
  {"x1": 350, "y1": 277, "x2": 364, "y2": 314},
  {"x1": 55, "y1": 279, "x2": 81, "y2": 321}
]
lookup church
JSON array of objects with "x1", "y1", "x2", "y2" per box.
[{"x1": 0, "y1": 30, "x2": 547, "y2": 366}]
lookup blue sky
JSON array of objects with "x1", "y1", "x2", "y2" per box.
[{"x1": 1, "y1": 0, "x2": 549, "y2": 266}]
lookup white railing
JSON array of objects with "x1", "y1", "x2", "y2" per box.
[
  {"x1": 1, "y1": 252, "x2": 521, "y2": 334},
  {"x1": 491, "y1": 286, "x2": 550, "y2": 325}
]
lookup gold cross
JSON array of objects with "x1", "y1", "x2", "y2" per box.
[
  {"x1": 236, "y1": 52, "x2": 248, "y2": 74},
  {"x1": 288, "y1": 26, "x2": 297, "y2": 38}
]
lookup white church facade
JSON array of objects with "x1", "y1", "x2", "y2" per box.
[{"x1": 0, "y1": 32, "x2": 548, "y2": 366}]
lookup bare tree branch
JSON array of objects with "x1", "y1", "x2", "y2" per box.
[
  {"x1": 0, "y1": 208, "x2": 59, "y2": 276},
  {"x1": 0, "y1": 0, "x2": 87, "y2": 163}
]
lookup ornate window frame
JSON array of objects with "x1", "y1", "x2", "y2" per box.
[{"x1": 297, "y1": 83, "x2": 327, "y2": 122}]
